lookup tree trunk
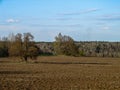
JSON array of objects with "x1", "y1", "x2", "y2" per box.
[{"x1": 24, "y1": 56, "x2": 28, "y2": 62}]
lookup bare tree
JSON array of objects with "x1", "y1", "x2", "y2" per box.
[
  {"x1": 54, "y1": 33, "x2": 78, "y2": 56},
  {"x1": 8, "y1": 33, "x2": 39, "y2": 62}
]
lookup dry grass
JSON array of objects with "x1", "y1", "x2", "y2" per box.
[{"x1": 0, "y1": 56, "x2": 120, "y2": 90}]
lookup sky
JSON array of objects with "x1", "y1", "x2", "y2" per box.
[{"x1": 0, "y1": 0, "x2": 120, "y2": 41}]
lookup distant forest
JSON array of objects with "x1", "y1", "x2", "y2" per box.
[
  {"x1": 0, "y1": 32, "x2": 120, "y2": 59},
  {"x1": 37, "y1": 41, "x2": 120, "y2": 57}
]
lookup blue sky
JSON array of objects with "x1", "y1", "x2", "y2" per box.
[{"x1": 0, "y1": 0, "x2": 120, "y2": 41}]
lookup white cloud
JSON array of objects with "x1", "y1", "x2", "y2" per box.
[
  {"x1": 102, "y1": 26, "x2": 110, "y2": 30},
  {"x1": 30, "y1": 24, "x2": 82, "y2": 27},
  {"x1": 99, "y1": 13, "x2": 120, "y2": 21},
  {"x1": 6, "y1": 19, "x2": 19, "y2": 23},
  {"x1": 81, "y1": 8, "x2": 100, "y2": 14},
  {"x1": 59, "y1": 8, "x2": 100, "y2": 16},
  {"x1": 0, "y1": 24, "x2": 29, "y2": 32}
]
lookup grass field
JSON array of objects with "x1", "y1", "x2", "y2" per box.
[{"x1": 0, "y1": 56, "x2": 120, "y2": 90}]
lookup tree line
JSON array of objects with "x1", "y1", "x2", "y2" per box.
[
  {"x1": 0, "y1": 32, "x2": 120, "y2": 60},
  {"x1": 0, "y1": 32, "x2": 79, "y2": 60},
  {"x1": 37, "y1": 33, "x2": 120, "y2": 57}
]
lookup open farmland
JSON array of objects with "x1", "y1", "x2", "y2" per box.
[{"x1": 0, "y1": 56, "x2": 120, "y2": 90}]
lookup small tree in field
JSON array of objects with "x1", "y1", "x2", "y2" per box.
[
  {"x1": 8, "y1": 33, "x2": 39, "y2": 62},
  {"x1": 54, "y1": 33, "x2": 79, "y2": 56}
]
